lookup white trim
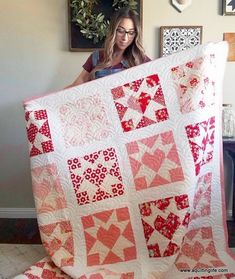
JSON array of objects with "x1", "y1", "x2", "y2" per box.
[{"x1": 0, "y1": 208, "x2": 37, "y2": 218}]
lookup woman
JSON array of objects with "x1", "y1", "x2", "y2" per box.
[{"x1": 67, "y1": 8, "x2": 150, "y2": 87}]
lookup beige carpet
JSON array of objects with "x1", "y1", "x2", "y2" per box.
[{"x1": 0, "y1": 244, "x2": 46, "y2": 279}]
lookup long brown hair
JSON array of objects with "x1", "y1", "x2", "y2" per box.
[{"x1": 93, "y1": 8, "x2": 146, "y2": 73}]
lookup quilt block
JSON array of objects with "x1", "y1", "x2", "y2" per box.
[
  {"x1": 139, "y1": 194, "x2": 190, "y2": 258},
  {"x1": 67, "y1": 147, "x2": 124, "y2": 206},
  {"x1": 39, "y1": 220, "x2": 74, "y2": 268},
  {"x1": 59, "y1": 96, "x2": 111, "y2": 147},
  {"x1": 81, "y1": 207, "x2": 136, "y2": 266},
  {"x1": 32, "y1": 164, "x2": 67, "y2": 213},
  {"x1": 15, "y1": 42, "x2": 235, "y2": 278},
  {"x1": 175, "y1": 227, "x2": 226, "y2": 269},
  {"x1": 171, "y1": 55, "x2": 216, "y2": 114},
  {"x1": 25, "y1": 110, "x2": 54, "y2": 156},
  {"x1": 111, "y1": 74, "x2": 169, "y2": 132},
  {"x1": 126, "y1": 131, "x2": 184, "y2": 190}
]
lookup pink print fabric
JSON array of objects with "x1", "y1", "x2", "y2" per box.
[
  {"x1": 17, "y1": 42, "x2": 235, "y2": 278},
  {"x1": 111, "y1": 74, "x2": 169, "y2": 132},
  {"x1": 81, "y1": 207, "x2": 136, "y2": 266},
  {"x1": 59, "y1": 96, "x2": 111, "y2": 147},
  {"x1": 171, "y1": 55, "x2": 216, "y2": 114},
  {"x1": 126, "y1": 131, "x2": 184, "y2": 190}
]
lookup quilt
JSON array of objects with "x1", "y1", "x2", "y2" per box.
[{"x1": 15, "y1": 41, "x2": 235, "y2": 278}]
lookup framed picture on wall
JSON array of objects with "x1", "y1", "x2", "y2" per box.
[
  {"x1": 223, "y1": 0, "x2": 235, "y2": 15},
  {"x1": 68, "y1": 0, "x2": 143, "y2": 52},
  {"x1": 223, "y1": 33, "x2": 235, "y2": 61},
  {"x1": 160, "y1": 26, "x2": 203, "y2": 57}
]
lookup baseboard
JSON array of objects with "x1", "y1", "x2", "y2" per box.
[{"x1": 0, "y1": 208, "x2": 37, "y2": 218}]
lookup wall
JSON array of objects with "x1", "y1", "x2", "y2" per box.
[
  {"x1": 143, "y1": 0, "x2": 235, "y2": 104},
  {"x1": 0, "y1": 0, "x2": 234, "y2": 212}
]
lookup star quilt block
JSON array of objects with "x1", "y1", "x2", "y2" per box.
[
  {"x1": 175, "y1": 227, "x2": 226, "y2": 270},
  {"x1": 39, "y1": 221, "x2": 74, "y2": 268},
  {"x1": 25, "y1": 109, "x2": 54, "y2": 157},
  {"x1": 81, "y1": 207, "x2": 137, "y2": 266},
  {"x1": 23, "y1": 257, "x2": 70, "y2": 279},
  {"x1": 126, "y1": 131, "x2": 184, "y2": 190},
  {"x1": 139, "y1": 194, "x2": 190, "y2": 258},
  {"x1": 111, "y1": 74, "x2": 169, "y2": 132},
  {"x1": 67, "y1": 147, "x2": 124, "y2": 206}
]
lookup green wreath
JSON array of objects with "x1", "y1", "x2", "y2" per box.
[{"x1": 70, "y1": 0, "x2": 138, "y2": 44}]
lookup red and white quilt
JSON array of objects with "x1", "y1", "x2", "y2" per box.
[{"x1": 15, "y1": 42, "x2": 235, "y2": 278}]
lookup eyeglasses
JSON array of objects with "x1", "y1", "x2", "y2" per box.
[{"x1": 116, "y1": 27, "x2": 136, "y2": 37}]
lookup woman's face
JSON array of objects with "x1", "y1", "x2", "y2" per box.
[{"x1": 115, "y1": 18, "x2": 136, "y2": 51}]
